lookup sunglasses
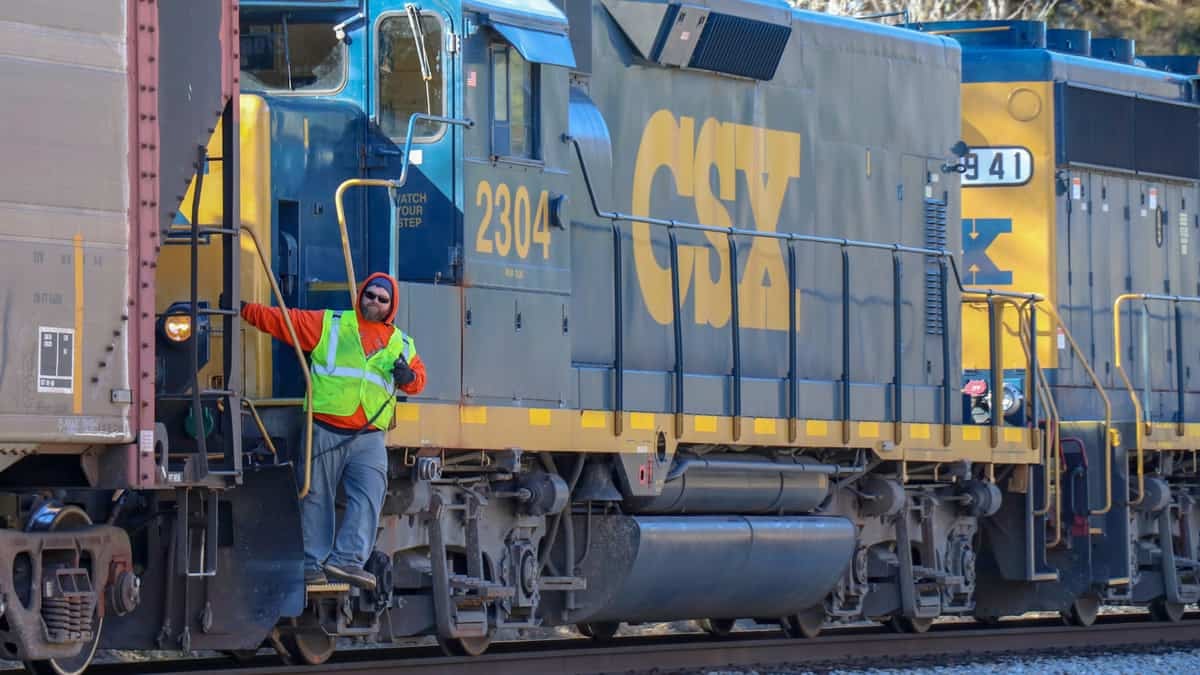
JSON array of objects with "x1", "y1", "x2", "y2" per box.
[{"x1": 362, "y1": 290, "x2": 391, "y2": 304}]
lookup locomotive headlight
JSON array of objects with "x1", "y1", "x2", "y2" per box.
[
  {"x1": 1001, "y1": 383, "x2": 1023, "y2": 417},
  {"x1": 162, "y1": 315, "x2": 193, "y2": 342}
]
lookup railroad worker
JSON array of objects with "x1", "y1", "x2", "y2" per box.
[{"x1": 241, "y1": 272, "x2": 426, "y2": 589}]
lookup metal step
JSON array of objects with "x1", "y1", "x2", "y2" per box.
[{"x1": 306, "y1": 582, "x2": 350, "y2": 595}]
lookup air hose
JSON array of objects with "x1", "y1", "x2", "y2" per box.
[{"x1": 305, "y1": 380, "x2": 399, "y2": 465}]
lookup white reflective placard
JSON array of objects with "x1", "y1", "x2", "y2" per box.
[{"x1": 961, "y1": 147, "x2": 1034, "y2": 187}]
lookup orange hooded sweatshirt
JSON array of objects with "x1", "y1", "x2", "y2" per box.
[{"x1": 240, "y1": 272, "x2": 427, "y2": 430}]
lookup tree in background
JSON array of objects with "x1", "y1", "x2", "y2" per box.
[
  {"x1": 1052, "y1": 0, "x2": 1200, "y2": 55},
  {"x1": 791, "y1": 0, "x2": 1199, "y2": 55},
  {"x1": 791, "y1": 1, "x2": 1061, "y2": 21}
]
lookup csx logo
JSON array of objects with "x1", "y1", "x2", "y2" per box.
[{"x1": 632, "y1": 110, "x2": 800, "y2": 330}]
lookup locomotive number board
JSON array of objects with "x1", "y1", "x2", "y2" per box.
[{"x1": 961, "y1": 146, "x2": 1034, "y2": 187}]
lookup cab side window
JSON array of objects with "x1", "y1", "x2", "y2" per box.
[
  {"x1": 491, "y1": 45, "x2": 538, "y2": 160},
  {"x1": 377, "y1": 14, "x2": 444, "y2": 140}
]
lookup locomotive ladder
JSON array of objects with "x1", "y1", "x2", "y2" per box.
[{"x1": 158, "y1": 101, "x2": 244, "y2": 490}]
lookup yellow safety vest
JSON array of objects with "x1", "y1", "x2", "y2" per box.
[{"x1": 309, "y1": 310, "x2": 415, "y2": 430}]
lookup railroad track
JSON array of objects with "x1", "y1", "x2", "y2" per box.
[{"x1": 9, "y1": 614, "x2": 1200, "y2": 675}]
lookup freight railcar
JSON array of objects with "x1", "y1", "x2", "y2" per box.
[
  {"x1": 2, "y1": 1, "x2": 1197, "y2": 673},
  {"x1": 0, "y1": 2, "x2": 269, "y2": 673}
]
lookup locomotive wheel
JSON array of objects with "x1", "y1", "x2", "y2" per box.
[
  {"x1": 780, "y1": 605, "x2": 825, "y2": 639},
  {"x1": 888, "y1": 616, "x2": 934, "y2": 634},
  {"x1": 576, "y1": 621, "x2": 620, "y2": 642},
  {"x1": 973, "y1": 615, "x2": 1002, "y2": 626},
  {"x1": 1061, "y1": 594, "x2": 1100, "y2": 627},
  {"x1": 697, "y1": 618, "x2": 736, "y2": 637},
  {"x1": 1149, "y1": 598, "x2": 1186, "y2": 623},
  {"x1": 277, "y1": 629, "x2": 336, "y2": 666},
  {"x1": 25, "y1": 504, "x2": 103, "y2": 675},
  {"x1": 437, "y1": 629, "x2": 494, "y2": 657},
  {"x1": 24, "y1": 619, "x2": 103, "y2": 675}
]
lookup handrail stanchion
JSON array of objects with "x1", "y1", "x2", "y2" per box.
[
  {"x1": 988, "y1": 296, "x2": 1002, "y2": 449},
  {"x1": 1175, "y1": 300, "x2": 1185, "y2": 437},
  {"x1": 787, "y1": 241, "x2": 799, "y2": 443},
  {"x1": 612, "y1": 222, "x2": 624, "y2": 436},
  {"x1": 940, "y1": 258, "x2": 952, "y2": 447},
  {"x1": 1028, "y1": 299, "x2": 1039, "y2": 452},
  {"x1": 728, "y1": 232, "x2": 742, "y2": 442},
  {"x1": 841, "y1": 244, "x2": 852, "y2": 444},
  {"x1": 669, "y1": 225, "x2": 684, "y2": 438},
  {"x1": 892, "y1": 248, "x2": 903, "y2": 445}
]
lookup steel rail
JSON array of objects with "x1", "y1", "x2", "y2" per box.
[{"x1": 67, "y1": 615, "x2": 1200, "y2": 675}]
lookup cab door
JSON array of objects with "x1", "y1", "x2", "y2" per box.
[{"x1": 366, "y1": 0, "x2": 460, "y2": 282}]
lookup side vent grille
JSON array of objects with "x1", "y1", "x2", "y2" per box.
[
  {"x1": 924, "y1": 198, "x2": 948, "y2": 336},
  {"x1": 688, "y1": 13, "x2": 791, "y2": 80}
]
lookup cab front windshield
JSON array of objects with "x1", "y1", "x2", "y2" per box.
[{"x1": 240, "y1": 13, "x2": 346, "y2": 92}]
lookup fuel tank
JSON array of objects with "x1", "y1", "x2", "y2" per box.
[
  {"x1": 626, "y1": 455, "x2": 832, "y2": 514},
  {"x1": 560, "y1": 515, "x2": 855, "y2": 623}
]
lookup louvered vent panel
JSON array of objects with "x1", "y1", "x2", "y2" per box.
[
  {"x1": 924, "y1": 198, "x2": 948, "y2": 336},
  {"x1": 687, "y1": 13, "x2": 791, "y2": 81}
]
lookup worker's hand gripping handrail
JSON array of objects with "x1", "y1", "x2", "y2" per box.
[{"x1": 240, "y1": 226, "x2": 315, "y2": 497}]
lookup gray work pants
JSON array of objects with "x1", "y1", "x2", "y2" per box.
[{"x1": 302, "y1": 423, "x2": 387, "y2": 573}]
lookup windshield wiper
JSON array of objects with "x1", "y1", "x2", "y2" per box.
[
  {"x1": 282, "y1": 13, "x2": 294, "y2": 90},
  {"x1": 405, "y1": 3, "x2": 434, "y2": 115}
]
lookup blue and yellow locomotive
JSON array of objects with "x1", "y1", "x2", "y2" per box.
[{"x1": 143, "y1": 0, "x2": 1200, "y2": 661}]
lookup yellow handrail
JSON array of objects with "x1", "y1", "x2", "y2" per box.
[
  {"x1": 334, "y1": 178, "x2": 401, "y2": 310},
  {"x1": 242, "y1": 398, "x2": 277, "y2": 456},
  {"x1": 240, "y1": 226, "x2": 315, "y2": 498},
  {"x1": 1016, "y1": 309, "x2": 1063, "y2": 546},
  {"x1": 968, "y1": 297, "x2": 1061, "y2": 542},
  {"x1": 1038, "y1": 303, "x2": 1113, "y2": 516},
  {"x1": 1113, "y1": 293, "x2": 1147, "y2": 506},
  {"x1": 962, "y1": 295, "x2": 1065, "y2": 545}
]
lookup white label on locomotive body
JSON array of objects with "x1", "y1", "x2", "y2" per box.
[{"x1": 961, "y1": 147, "x2": 1034, "y2": 187}]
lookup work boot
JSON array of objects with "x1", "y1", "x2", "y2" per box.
[
  {"x1": 304, "y1": 568, "x2": 328, "y2": 585},
  {"x1": 323, "y1": 562, "x2": 377, "y2": 591}
]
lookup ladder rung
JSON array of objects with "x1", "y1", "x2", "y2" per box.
[
  {"x1": 157, "y1": 389, "x2": 238, "y2": 402},
  {"x1": 195, "y1": 226, "x2": 239, "y2": 236},
  {"x1": 198, "y1": 307, "x2": 239, "y2": 316}
]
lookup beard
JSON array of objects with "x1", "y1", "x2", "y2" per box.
[{"x1": 363, "y1": 304, "x2": 389, "y2": 322}]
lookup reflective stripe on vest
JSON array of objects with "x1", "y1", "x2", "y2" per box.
[{"x1": 309, "y1": 310, "x2": 416, "y2": 427}]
